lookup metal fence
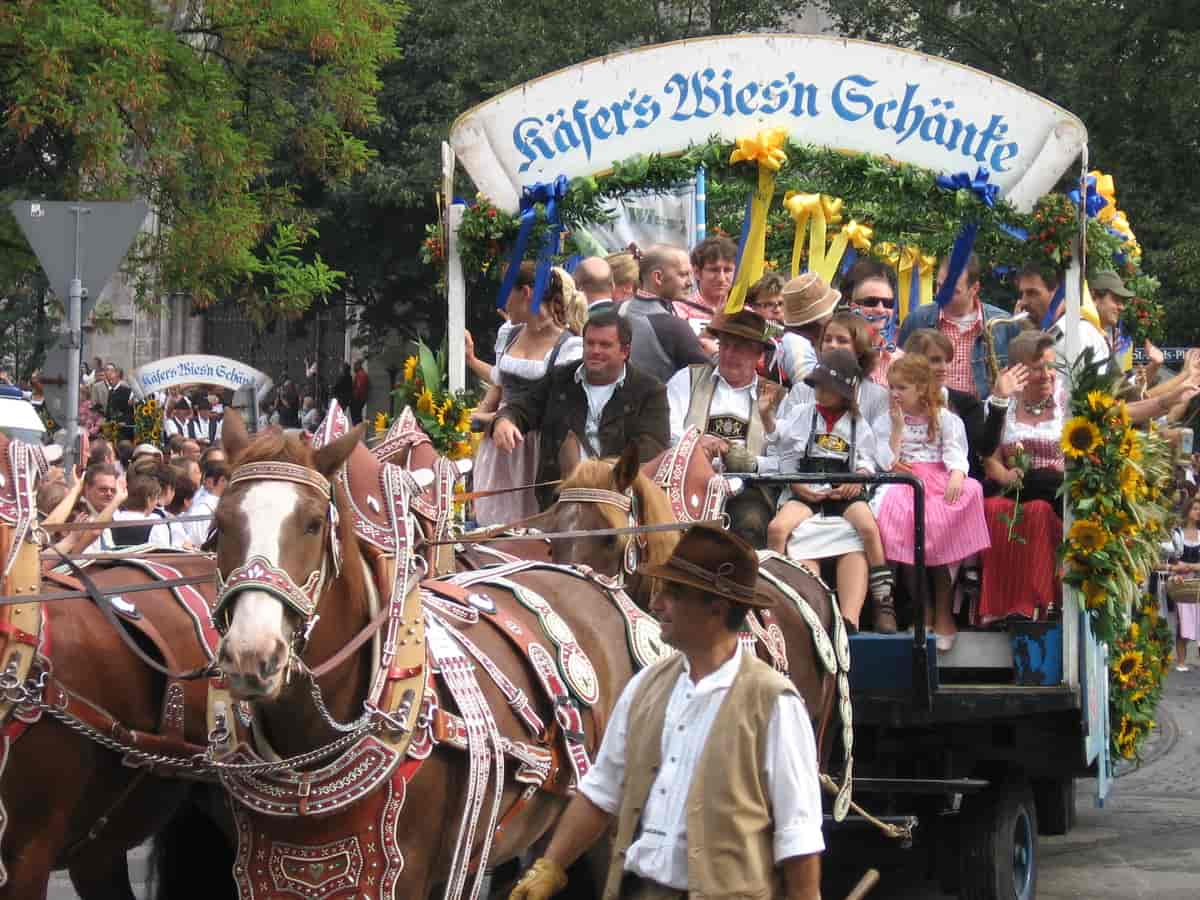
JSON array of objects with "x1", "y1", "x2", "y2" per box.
[{"x1": 203, "y1": 301, "x2": 348, "y2": 404}]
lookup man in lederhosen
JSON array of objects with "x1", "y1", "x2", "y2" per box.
[
  {"x1": 664, "y1": 308, "x2": 783, "y2": 547},
  {"x1": 509, "y1": 523, "x2": 823, "y2": 900}
]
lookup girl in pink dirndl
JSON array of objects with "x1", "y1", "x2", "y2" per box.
[{"x1": 874, "y1": 354, "x2": 990, "y2": 650}]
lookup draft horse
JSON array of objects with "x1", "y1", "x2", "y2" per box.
[
  {"x1": 0, "y1": 433, "x2": 220, "y2": 899},
  {"x1": 185, "y1": 412, "x2": 656, "y2": 899}
]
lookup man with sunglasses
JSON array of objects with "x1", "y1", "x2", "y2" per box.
[
  {"x1": 842, "y1": 259, "x2": 903, "y2": 386},
  {"x1": 897, "y1": 253, "x2": 1021, "y2": 399}
]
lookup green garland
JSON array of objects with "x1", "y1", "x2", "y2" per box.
[{"x1": 436, "y1": 138, "x2": 1161, "y2": 310}]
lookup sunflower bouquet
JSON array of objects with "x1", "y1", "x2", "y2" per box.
[
  {"x1": 390, "y1": 339, "x2": 479, "y2": 460},
  {"x1": 1110, "y1": 598, "x2": 1174, "y2": 761},
  {"x1": 1060, "y1": 349, "x2": 1176, "y2": 762},
  {"x1": 134, "y1": 396, "x2": 163, "y2": 447}
]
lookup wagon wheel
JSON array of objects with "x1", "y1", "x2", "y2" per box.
[{"x1": 957, "y1": 778, "x2": 1038, "y2": 900}]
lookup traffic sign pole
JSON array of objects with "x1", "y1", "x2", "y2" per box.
[{"x1": 64, "y1": 206, "x2": 90, "y2": 477}]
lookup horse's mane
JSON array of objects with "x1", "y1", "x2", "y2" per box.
[{"x1": 561, "y1": 459, "x2": 678, "y2": 566}]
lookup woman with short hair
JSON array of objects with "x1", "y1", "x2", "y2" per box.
[{"x1": 977, "y1": 330, "x2": 1065, "y2": 624}]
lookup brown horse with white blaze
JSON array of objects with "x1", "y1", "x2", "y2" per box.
[{"x1": 199, "y1": 412, "x2": 646, "y2": 899}]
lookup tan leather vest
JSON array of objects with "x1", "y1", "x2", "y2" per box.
[
  {"x1": 683, "y1": 364, "x2": 766, "y2": 456},
  {"x1": 601, "y1": 653, "x2": 798, "y2": 900}
]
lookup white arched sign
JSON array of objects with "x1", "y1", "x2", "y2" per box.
[
  {"x1": 450, "y1": 34, "x2": 1086, "y2": 215},
  {"x1": 132, "y1": 354, "x2": 273, "y2": 403}
]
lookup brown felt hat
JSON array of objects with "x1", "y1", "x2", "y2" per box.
[
  {"x1": 782, "y1": 272, "x2": 841, "y2": 327},
  {"x1": 638, "y1": 523, "x2": 770, "y2": 607},
  {"x1": 707, "y1": 308, "x2": 772, "y2": 347},
  {"x1": 804, "y1": 348, "x2": 862, "y2": 403}
]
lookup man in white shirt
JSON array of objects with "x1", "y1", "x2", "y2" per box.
[
  {"x1": 665, "y1": 309, "x2": 782, "y2": 546},
  {"x1": 510, "y1": 524, "x2": 823, "y2": 900},
  {"x1": 185, "y1": 460, "x2": 227, "y2": 547},
  {"x1": 491, "y1": 308, "x2": 670, "y2": 508}
]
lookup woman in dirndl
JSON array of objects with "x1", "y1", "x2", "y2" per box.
[
  {"x1": 1168, "y1": 496, "x2": 1200, "y2": 672},
  {"x1": 977, "y1": 331, "x2": 1066, "y2": 626},
  {"x1": 468, "y1": 264, "x2": 583, "y2": 527}
]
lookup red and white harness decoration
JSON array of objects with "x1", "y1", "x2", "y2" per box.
[{"x1": 651, "y1": 426, "x2": 730, "y2": 524}]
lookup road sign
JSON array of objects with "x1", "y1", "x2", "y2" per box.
[
  {"x1": 9, "y1": 199, "x2": 148, "y2": 475},
  {"x1": 9, "y1": 200, "x2": 148, "y2": 316}
]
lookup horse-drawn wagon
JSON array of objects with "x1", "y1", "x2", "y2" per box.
[{"x1": 437, "y1": 32, "x2": 1147, "y2": 900}]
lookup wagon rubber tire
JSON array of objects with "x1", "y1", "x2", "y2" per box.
[
  {"x1": 1033, "y1": 776, "x2": 1076, "y2": 836},
  {"x1": 957, "y1": 779, "x2": 1038, "y2": 900}
]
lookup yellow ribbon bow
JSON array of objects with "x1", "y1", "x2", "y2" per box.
[
  {"x1": 1109, "y1": 209, "x2": 1134, "y2": 240},
  {"x1": 729, "y1": 127, "x2": 789, "y2": 172},
  {"x1": 884, "y1": 245, "x2": 938, "y2": 318},
  {"x1": 841, "y1": 220, "x2": 873, "y2": 252},
  {"x1": 725, "y1": 128, "x2": 789, "y2": 312},
  {"x1": 1090, "y1": 170, "x2": 1117, "y2": 224},
  {"x1": 821, "y1": 196, "x2": 844, "y2": 227}
]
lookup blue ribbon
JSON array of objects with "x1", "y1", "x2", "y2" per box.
[
  {"x1": 1067, "y1": 175, "x2": 1108, "y2": 219},
  {"x1": 936, "y1": 166, "x2": 999, "y2": 208},
  {"x1": 840, "y1": 248, "x2": 858, "y2": 278},
  {"x1": 1115, "y1": 326, "x2": 1132, "y2": 358},
  {"x1": 933, "y1": 222, "x2": 979, "y2": 308},
  {"x1": 733, "y1": 188, "x2": 754, "y2": 272},
  {"x1": 1107, "y1": 227, "x2": 1130, "y2": 267},
  {"x1": 999, "y1": 223, "x2": 1029, "y2": 241},
  {"x1": 1040, "y1": 282, "x2": 1066, "y2": 330},
  {"x1": 495, "y1": 176, "x2": 570, "y2": 311}
]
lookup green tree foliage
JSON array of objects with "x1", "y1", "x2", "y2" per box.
[
  {"x1": 320, "y1": 0, "x2": 785, "y2": 349},
  {"x1": 0, "y1": 0, "x2": 402, "y2": 324},
  {"x1": 822, "y1": 0, "x2": 1200, "y2": 342}
]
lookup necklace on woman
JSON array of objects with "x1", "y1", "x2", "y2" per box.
[{"x1": 1022, "y1": 395, "x2": 1053, "y2": 416}]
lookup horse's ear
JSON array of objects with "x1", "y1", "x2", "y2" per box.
[
  {"x1": 222, "y1": 409, "x2": 249, "y2": 463},
  {"x1": 612, "y1": 441, "x2": 640, "y2": 493},
  {"x1": 559, "y1": 431, "x2": 582, "y2": 481},
  {"x1": 314, "y1": 424, "x2": 363, "y2": 479}
]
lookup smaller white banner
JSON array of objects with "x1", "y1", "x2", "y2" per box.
[{"x1": 132, "y1": 354, "x2": 273, "y2": 401}]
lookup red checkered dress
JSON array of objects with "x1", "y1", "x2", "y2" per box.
[{"x1": 937, "y1": 309, "x2": 983, "y2": 396}]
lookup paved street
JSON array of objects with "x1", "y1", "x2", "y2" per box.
[{"x1": 49, "y1": 655, "x2": 1200, "y2": 899}]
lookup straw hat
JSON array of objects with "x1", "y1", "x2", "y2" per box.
[
  {"x1": 638, "y1": 524, "x2": 770, "y2": 607},
  {"x1": 782, "y1": 272, "x2": 841, "y2": 327}
]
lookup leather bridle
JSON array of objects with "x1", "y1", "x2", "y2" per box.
[
  {"x1": 556, "y1": 486, "x2": 644, "y2": 579},
  {"x1": 211, "y1": 461, "x2": 342, "y2": 648}
]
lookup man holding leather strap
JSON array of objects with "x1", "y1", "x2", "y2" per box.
[
  {"x1": 665, "y1": 308, "x2": 783, "y2": 547},
  {"x1": 509, "y1": 524, "x2": 824, "y2": 900}
]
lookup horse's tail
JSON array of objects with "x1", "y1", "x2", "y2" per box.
[{"x1": 148, "y1": 786, "x2": 237, "y2": 900}]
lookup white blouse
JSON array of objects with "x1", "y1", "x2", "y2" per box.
[
  {"x1": 892, "y1": 407, "x2": 970, "y2": 473},
  {"x1": 774, "y1": 378, "x2": 890, "y2": 448},
  {"x1": 761, "y1": 402, "x2": 881, "y2": 475}
]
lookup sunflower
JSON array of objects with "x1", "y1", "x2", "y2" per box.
[
  {"x1": 1119, "y1": 430, "x2": 1143, "y2": 462},
  {"x1": 403, "y1": 356, "x2": 418, "y2": 383},
  {"x1": 456, "y1": 407, "x2": 473, "y2": 433},
  {"x1": 1128, "y1": 621, "x2": 1141, "y2": 641},
  {"x1": 1113, "y1": 649, "x2": 1145, "y2": 686},
  {"x1": 1086, "y1": 390, "x2": 1113, "y2": 412},
  {"x1": 374, "y1": 411, "x2": 391, "y2": 435},
  {"x1": 1081, "y1": 580, "x2": 1107, "y2": 609},
  {"x1": 448, "y1": 440, "x2": 472, "y2": 460},
  {"x1": 1062, "y1": 416, "x2": 1102, "y2": 458},
  {"x1": 416, "y1": 387, "x2": 435, "y2": 414},
  {"x1": 1069, "y1": 518, "x2": 1109, "y2": 552}
]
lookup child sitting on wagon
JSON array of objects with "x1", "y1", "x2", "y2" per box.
[
  {"x1": 874, "y1": 354, "x2": 991, "y2": 652},
  {"x1": 766, "y1": 349, "x2": 896, "y2": 632}
]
